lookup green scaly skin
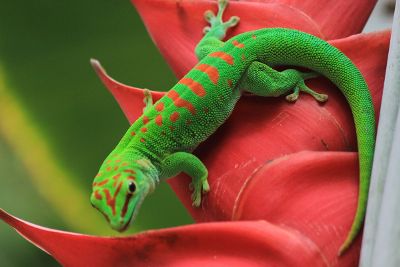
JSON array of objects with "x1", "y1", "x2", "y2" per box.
[{"x1": 90, "y1": 0, "x2": 375, "y2": 256}]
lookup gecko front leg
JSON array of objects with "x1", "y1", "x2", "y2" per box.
[
  {"x1": 160, "y1": 152, "x2": 209, "y2": 207},
  {"x1": 195, "y1": 0, "x2": 239, "y2": 60}
]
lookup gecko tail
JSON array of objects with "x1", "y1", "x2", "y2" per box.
[{"x1": 242, "y1": 28, "x2": 375, "y2": 255}]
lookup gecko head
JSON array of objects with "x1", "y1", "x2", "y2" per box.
[{"x1": 90, "y1": 153, "x2": 158, "y2": 232}]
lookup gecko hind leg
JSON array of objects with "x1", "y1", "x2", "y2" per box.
[
  {"x1": 239, "y1": 61, "x2": 328, "y2": 103},
  {"x1": 286, "y1": 79, "x2": 328, "y2": 102},
  {"x1": 195, "y1": 0, "x2": 239, "y2": 60}
]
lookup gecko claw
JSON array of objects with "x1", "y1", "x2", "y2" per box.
[
  {"x1": 203, "y1": 0, "x2": 239, "y2": 39},
  {"x1": 190, "y1": 178, "x2": 210, "y2": 207}
]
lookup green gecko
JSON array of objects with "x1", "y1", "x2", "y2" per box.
[{"x1": 90, "y1": 0, "x2": 375, "y2": 256}]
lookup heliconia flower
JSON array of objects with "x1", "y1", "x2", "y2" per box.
[{"x1": 0, "y1": 0, "x2": 391, "y2": 266}]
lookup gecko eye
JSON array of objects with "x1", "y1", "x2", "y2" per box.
[{"x1": 128, "y1": 181, "x2": 136, "y2": 194}]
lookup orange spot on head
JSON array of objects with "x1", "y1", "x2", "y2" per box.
[
  {"x1": 114, "y1": 166, "x2": 119, "y2": 171},
  {"x1": 170, "y1": 111, "x2": 180, "y2": 122},
  {"x1": 115, "y1": 159, "x2": 121, "y2": 163},
  {"x1": 113, "y1": 173, "x2": 121, "y2": 180},
  {"x1": 94, "y1": 190, "x2": 102, "y2": 200},
  {"x1": 252, "y1": 34, "x2": 257, "y2": 39},
  {"x1": 232, "y1": 40, "x2": 245, "y2": 48},
  {"x1": 96, "y1": 179, "x2": 109, "y2": 186},
  {"x1": 140, "y1": 138, "x2": 145, "y2": 143},
  {"x1": 127, "y1": 175, "x2": 136, "y2": 181},
  {"x1": 106, "y1": 166, "x2": 112, "y2": 171},
  {"x1": 143, "y1": 116, "x2": 149, "y2": 124},
  {"x1": 141, "y1": 127, "x2": 147, "y2": 133},
  {"x1": 122, "y1": 162, "x2": 128, "y2": 167},
  {"x1": 104, "y1": 182, "x2": 122, "y2": 216},
  {"x1": 131, "y1": 131, "x2": 136, "y2": 136},
  {"x1": 124, "y1": 169, "x2": 136, "y2": 174},
  {"x1": 155, "y1": 102, "x2": 164, "y2": 112},
  {"x1": 95, "y1": 172, "x2": 102, "y2": 178}
]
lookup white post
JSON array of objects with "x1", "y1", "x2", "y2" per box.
[{"x1": 360, "y1": 1, "x2": 400, "y2": 266}]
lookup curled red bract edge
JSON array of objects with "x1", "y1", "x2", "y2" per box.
[{"x1": 1, "y1": 208, "x2": 330, "y2": 267}]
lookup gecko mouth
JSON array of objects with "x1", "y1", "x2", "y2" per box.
[{"x1": 114, "y1": 191, "x2": 147, "y2": 232}]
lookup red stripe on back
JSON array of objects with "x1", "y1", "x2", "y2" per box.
[
  {"x1": 94, "y1": 190, "x2": 102, "y2": 200},
  {"x1": 232, "y1": 40, "x2": 245, "y2": 48},
  {"x1": 178, "y1": 77, "x2": 206, "y2": 97},
  {"x1": 209, "y1": 51, "x2": 234, "y2": 65},
  {"x1": 194, "y1": 64, "x2": 219, "y2": 85},
  {"x1": 166, "y1": 90, "x2": 196, "y2": 115}
]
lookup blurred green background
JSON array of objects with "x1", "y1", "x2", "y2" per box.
[{"x1": 0, "y1": 1, "x2": 192, "y2": 266}]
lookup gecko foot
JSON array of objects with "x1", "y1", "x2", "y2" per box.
[
  {"x1": 285, "y1": 71, "x2": 328, "y2": 103},
  {"x1": 190, "y1": 177, "x2": 210, "y2": 207},
  {"x1": 203, "y1": 0, "x2": 239, "y2": 39}
]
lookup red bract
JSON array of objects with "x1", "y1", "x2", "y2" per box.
[
  {"x1": 131, "y1": 0, "x2": 377, "y2": 77},
  {"x1": 1, "y1": 0, "x2": 390, "y2": 266},
  {"x1": 1, "y1": 208, "x2": 331, "y2": 267}
]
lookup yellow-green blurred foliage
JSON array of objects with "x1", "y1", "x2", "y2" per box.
[{"x1": 0, "y1": 1, "x2": 192, "y2": 266}]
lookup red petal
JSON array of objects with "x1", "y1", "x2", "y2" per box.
[
  {"x1": 132, "y1": 0, "x2": 322, "y2": 77},
  {"x1": 172, "y1": 151, "x2": 361, "y2": 265},
  {"x1": 1, "y1": 209, "x2": 329, "y2": 267},
  {"x1": 131, "y1": 0, "x2": 377, "y2": 77},
  {"x1": 232, "y1": 151, "x2": 361, "y2": 266}
]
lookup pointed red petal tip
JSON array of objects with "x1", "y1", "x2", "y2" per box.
[
  {"x1": 1, "y1": 208, "x2": 329, "y2": 267},
  {"x1": 90, "y1": 59, "x2": 165, "y2": 123},
  {"x1": 131, "y1": 0, "x2": 377, "y2": 77}
]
